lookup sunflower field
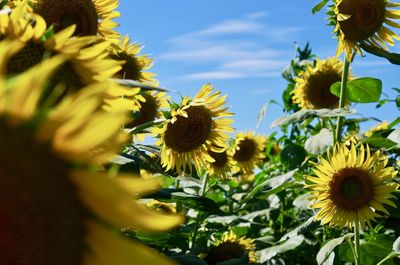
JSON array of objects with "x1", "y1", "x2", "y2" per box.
[{"x1": 2, "y1": 0, "x2": 400, "y2": 265}]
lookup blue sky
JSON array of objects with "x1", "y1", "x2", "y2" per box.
[{"x1": 116, "y1": 0, "x2": 400, "y2": 134}]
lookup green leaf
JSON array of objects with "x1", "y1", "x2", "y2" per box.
[
  {"x1": 241, "y1": 170, "x2": 297, "y2": 205},
  {"x1": 280, "y1": 144, "x2": 306, "y2": 169},
  {"x1": 280, "y1": 216, "x2": 318, "y2": 241},
  {"x1": 317, "y1": 233, "x2": 353, "y2": 265},
  {"x1": 364, "y1": 137, "x2": 397, "y2": 149},
  {"x1": 171, "y1": 192, "x2": 225, "y2": 215},
  {"x1": 271, "y1": 108, "x2": 356, "y2": 127},
  {"x1": 312, "y1": 0, "x2": 329, "y2": 14},
  {"x1": 256, "y1": 99, "x2": 280, "y2": 128},
  {"x1": 330, "y1": 78, "x2": 382, "y2": 103},
  {"x1": 257, "y1": 235, "x2": 305, "y2": 262}
]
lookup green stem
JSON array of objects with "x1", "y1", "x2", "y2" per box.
[
  {"x1": 191, "y1": 174, "x2": 209, "y2": 249},
  {"x1": 347, "y1": 238, "x2": 357, "y2": 265},
  {"x1": 335, "y1": 59, "x2": 351, "y2": 143},
  {"x1": 327, "y1": 118, "x2": 337, "y2": 144},
  {"x1": 175, "y1": 179, "x2": 182, "y2": 213},
  {"x1": 354, "y1": 220, "x2": 361, "y2": 265},
  {"x1": 228, "y1": 185, "x2": 234, "y2": 214},
  {"x1": 377, "y1": 252, "x2": 400, "y2": 265}
]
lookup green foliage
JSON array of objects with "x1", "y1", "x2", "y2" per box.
[
  {"x1": 330, "y1": 77, "x2": 382, "y2": 103},
  {"x1": 312, "y1": 0, "x2": 330, "y2": 14}
]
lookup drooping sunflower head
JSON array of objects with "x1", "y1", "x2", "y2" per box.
[
  {"x1": 127, "y1": 90, "x2": 169, "y2": 129},
  {"x1": 204, "y1": 231, "x2": 258, "y2": 265},
  {"x1": 292, "y1": 57, "x2": 350, "y2": 110},
  {"x1": 330, "y1": 0, "x2": 400, "y2": 61},
  {"x1": 0, "y1": 38, "x2": 181, "y2": 265},
  {"x1": 29, "y1": 0, "x2": 120, "y2": 40},
  {"x1": 0, "y1": 4, "x2": 123, "y2": 100},
  {"x1": 229, "y1": 131, "x2": 266, "y2": 174},
  {"x1": 155, "y1": 84, "x2": 234, "y2": 173},
  {"x1": 109, "y1": 35, "x2": 156, "y2": 82},
  {"x1": 364, "y1": 120, "x2": 390, "y2": 137},
  {"x1": 306, "y1": 143, "x2": 398, "y2": 229},
  {"x1": 206, "y1": 147, "x2": 235, "y2": 180}
]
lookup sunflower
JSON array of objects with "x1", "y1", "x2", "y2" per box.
[
  {"x1": 1, "y1": 4, "x2": 127, "y2": 102},
  {"x1": 109, "y1": 35, "x2": 156, "y2": 82},
  {"x1": 331, "y1": 0, "x2": 400, "y2": 61},
  {"x1": 127, "y1": 90, "x2": 169, "y2": 128},
  {"x1": 203, "y1": 231, "x2": 258, "y2": 265},
  {"x1": 206, "y1": 148, "x2": 235, "y2": 180},
  {"x1": 146, "y1": 200, "x2": 177, "y2": 214},
  {"x1": 364, "y1": 120, "x2": 389, "y2": 137},
  {"x1": 306, "y1": 143, "x2": 398, "y2": 229},
  {"x1": 229, "y1": 131, "x2": 266, "y2": 174},
  {"x1": 155, "y1": 84, "x2": 234, "y2": 173},
  {"x1": 292, "y1": 57, "x2": 351, "y2": 110},
  {"x1": 16, "y1": 0, "x2": 121, "y2": 40},
  {"x1": 0, "y1": 38, "x2": 182, "y2": 265}
]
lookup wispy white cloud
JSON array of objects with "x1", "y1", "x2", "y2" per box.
[
  {"x1": 159, "y1": 12, "x2": 302, "y2": 80},
  {"x1": 183, "y1": 69, "x2": 282, "y2": 80},
  {"x1": 160, "y1": 45, "x2": 283, "y2": 62}
]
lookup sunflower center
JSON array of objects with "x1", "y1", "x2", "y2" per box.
[
  {"x1": 208, "y1": 150, "x2": 228, "y2": 168},
  {"x1": 0, "y1": 123, "x2": 86, "y2": 265},
  {"x1": 338, "y1": 0, "x2": 386, "y2": 41},
  {"x1": 164, "y1": 106, "x2": 213, "y2": 153},
  {"x1": 306, "y1": 71, "x2": 341, "y2": 109},
  {"x1": 7, "y1": 42, "x2": 45, "y2": 75},
  {"x1": 127, "y1": 94, "x2": 158, "y2": 128},
  {"x1": 233, "y1": 139, "x2": 256, "y2": 162},
  {"x1": 34, "y1": 0, "x2": 99, "y2": 36},
  {"x1": 204, "y1": 242, "x2": 245, "y2": 265},
  {"x1": 329, "y1": 168, "x2": 374, "y2": 210},
  {"x1": 109, "y1": 52, "x2": 144, "y2": 81}
]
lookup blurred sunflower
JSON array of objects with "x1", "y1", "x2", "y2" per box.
[
  {"x1": 127, "y1": 90, "x2": 169, "y2": 129},
  {"x1": 306, "y1": 143, "x2": 398, "y2": 229},
  {"x1": 0, "y1": 3, "x2": 129, "y2": 103},
  {"x1": 0, "y1": 38, "x2": 182, "y2": 265},
  {"x1": 25, "y1": 0, "x2": 121, "y2": 40},
  {"x1": 364, "y1": 120, "x2": 389, "y2": 137},
  {"x1": 206, "y1": 148, "x2": 235, "y2": 180},
  {"x1": 292, "y1": 57, "x2": 350, "y2": 109},
  {"x1": 146, "y1": 200, "x2": 177, "y2": 214},
  {"x1": 203, "y1": 231, "x2": 258, "y2": 265},
  {"x1": 155, "y1": 84, "x2": 234, "y2": 173},
  {"x1": 109, "y1": 35, "x2": 156, "y2": 82},
  {"x1": 229, "y1": 131, "x2": 266, "y2": 174},
  {"x1": 331, "y1": 0, "x2": 400, "y2": 61}
]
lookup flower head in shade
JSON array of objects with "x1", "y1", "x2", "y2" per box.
[
  {"x1": 206, "y1": 147, "x2": 235, "y2": 180},
  {"x1": 204, "y1": 231, "x2": 258, "y2": 265},
  {"x1": 292, "y1": 58, "x2": 350, "y2": 110},
  {"x1": 229, "y1": 131, "x2": 266, "y2": 174},
  {"x1": 109, "y1": 35, "x2": 156, "y2": 82}
]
